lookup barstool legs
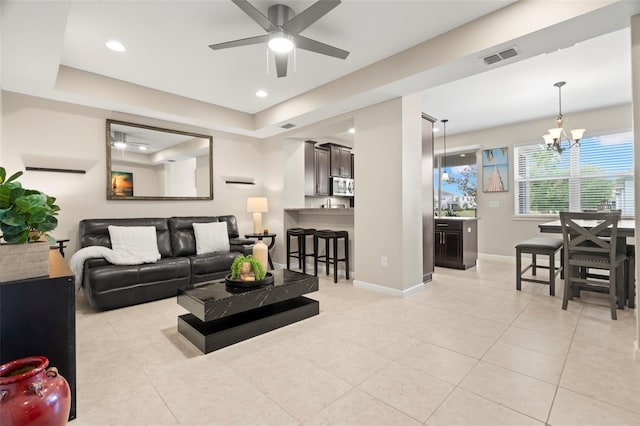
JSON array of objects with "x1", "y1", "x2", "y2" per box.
[{"x1": 314, "y1": 230, "x2": 349, "y2": 283}]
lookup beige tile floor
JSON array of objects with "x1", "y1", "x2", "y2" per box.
[{"x1": 72, "y1": 256, "x2": 640, "y2": 425}]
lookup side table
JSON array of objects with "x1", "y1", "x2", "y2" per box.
[{"x1": 244, "y1": 233, "x2": 276, "y2": 270}]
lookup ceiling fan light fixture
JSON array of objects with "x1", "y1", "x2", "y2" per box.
[{"x1": 268, "y1": 32, "x2": 294, "y2": 53}]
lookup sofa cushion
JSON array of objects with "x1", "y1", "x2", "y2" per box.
[
  {"x1": 193, "y1": 222, "x2": 230, "y2": 255},
  {"x1": 79, "y1": 218, "x2": 173, "y2": 258},
  {"x1": 218, "y1": 215, "x2": 240, "y2": 239},
  {"x1": 85, "y1": 257, "x2": 191, "y2": 294},
  {"x1": 82, "y1": 257, "x2": 192, "y2": 310},
  {"x1": 189, "y1": 251, "x2": 239, "y2": 283},
  {"x1": 108, "y1": 225, "x2": 161, "y2": 262},
  {"x1": 168, "y1": 216, "x2": 221, "y2": 257}
]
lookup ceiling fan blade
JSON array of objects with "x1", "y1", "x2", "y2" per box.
[
  {"x1": 274, "y1": 53, "x2": 288, "y2": 78},
  {"x1": 294, "y1": 35, "x2": 349, "y2": 59},
  {"x1": 209, "y1": 34, "x2": 268, "y2": 50},
  {"x1": 231, "y1": 0, "x2": 275, "y2": 32},
  {"x1": 282, "y1": 0, "x2": 341, "y2": 34}
]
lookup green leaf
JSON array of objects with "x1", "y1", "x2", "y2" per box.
[
  {"x1": 0, "y1": 167, "x2": 5, "y2": 183},
  {"x1": 0, "y1": 209, "x2": 26, "y2": 227},
  {"x1": 5, "y1": 171, "x2": 23, "y2": 184}
]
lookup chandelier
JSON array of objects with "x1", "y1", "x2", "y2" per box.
[
  {"x1": 542, "y1": 81, "x2": 585, "y2": 154},
  {"x1": 441, "y1": 119, "x2": 450, "y2": 181}
]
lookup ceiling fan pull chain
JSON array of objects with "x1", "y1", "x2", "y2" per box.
[
  {"x1": 266, "y1": 46, "x2": 270, "y2": 74},
  {"x1": 293, "y1": 46, "x2": 297, "y2": 74}
]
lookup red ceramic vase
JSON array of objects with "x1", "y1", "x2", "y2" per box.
[{"x1": 0, "y1": 356, "x2": 71, "y2": 426}]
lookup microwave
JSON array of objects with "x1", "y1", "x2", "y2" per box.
[{"x1": 331, "y1": 177, "x2": 354, "y2": 197}]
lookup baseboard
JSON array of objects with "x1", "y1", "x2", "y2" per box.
[
  {"x1": 353, "y1": 279, "x2": 425, "y2": 298},
  {"x1": 478, "y1": 252, "x2": 515, "y2": 263},
  {"x1": 274, "y1": 261, "x2": 354, "y2": 278},
  {"x1": 635, "y1": 340, "x2": 640, "y2": 362}
]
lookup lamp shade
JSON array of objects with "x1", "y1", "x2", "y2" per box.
[
  {"x1": 570, "y1": 128, "x2": 586, "y2": 141},
  {"x1": 247, "y1": 197, "x2": 268, "y2": 213}
]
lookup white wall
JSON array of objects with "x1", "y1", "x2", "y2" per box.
[
  {"x1": 436, "y1": 103, "x2": 632, "y2": 257},
  {"x1": 1, "y1": 92, "x2": 267, "y2": 255},
  {"x1": 630, "y1": 14, "x2": 640, "y2": 361}
]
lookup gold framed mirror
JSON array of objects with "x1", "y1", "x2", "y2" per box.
[{"x1": 106, "y1": 120, "x2": 213, "y2": 200}]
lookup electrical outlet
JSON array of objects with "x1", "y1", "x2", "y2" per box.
[{"x1": 381, "y1": 256, "x2": 388, "y2": 267}]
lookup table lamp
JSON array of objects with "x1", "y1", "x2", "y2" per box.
[{"x1": 247, "y1": 197, "x2": 268, "y2": 234}]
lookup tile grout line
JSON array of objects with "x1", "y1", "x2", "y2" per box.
[{"x1": 544, "y1": 298, "x2": 582, "y2": 426}]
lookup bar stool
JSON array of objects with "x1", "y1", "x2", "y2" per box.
[
  {"x1": 515, "y1": 237, "x2": 564, "y2": 296},
  {"x1": 314, "y1": 229, "x2": 349, "y2": 283},
  {"x1": 286, "y1": 228, "x2": 316, "y2": 274}
]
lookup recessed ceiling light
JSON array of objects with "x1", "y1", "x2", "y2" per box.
[
  {"x1": 256, "y1": 90, "x2": 268, "y2": 98},
  {"x1": 139, "y1": 146, "x2": 147, "y2": 151},
  {"x1": 460, "y1": 153, "x2": 466, "y2": 157},
  {"x1": 106, "y1": 40, "x2": 125, "y2": 52},
  {"x1": 114, "y1": 141, "x2": 126, "y2": 148},
  {"x1": 433, "y1": 128, "x2": 440, "y2": 132},
  {"x1": 348, "y1": 128, "x2": 356, "y2": 134}
]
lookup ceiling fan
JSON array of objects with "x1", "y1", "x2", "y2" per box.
[{"x1": 209, "y1": 0, "x2": 349, "y2": 78}]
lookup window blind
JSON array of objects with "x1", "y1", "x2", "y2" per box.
[{"x1": 514, "y1": 131, "x2": 634, "y2": 216}]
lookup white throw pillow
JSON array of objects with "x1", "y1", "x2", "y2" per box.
[
  {"x1": 107, "y1": 225, "x2": 161, "y2": 263},
  {"x1": 193, "y1": 222, "x2": 230, "y2": 255}
]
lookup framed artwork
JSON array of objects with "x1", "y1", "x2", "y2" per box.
[
  {"x1": 482, "y1": 147, "x2": 508, "y2": 192},
  {"x1": 111, "y1": 171, "x2": 133, "y2": 197}
]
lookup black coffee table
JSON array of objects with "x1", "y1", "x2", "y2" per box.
[{"x1": 177, "y1": 269, "x2": 319, "y2": 353}]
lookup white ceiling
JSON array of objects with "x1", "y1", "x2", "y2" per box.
[{"x1": 0, "y1": 0, "x2": 636, "y2": 139}]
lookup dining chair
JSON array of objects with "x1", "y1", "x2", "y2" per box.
[{"x1": 559, "y1": 211, "x2": 627, "y2": 320}]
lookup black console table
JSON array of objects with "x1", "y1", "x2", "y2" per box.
[{"x1": 0, "y1": 251, "x2": 76, "y2": 421}]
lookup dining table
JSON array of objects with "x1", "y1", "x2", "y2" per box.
[{"x1": 538, "y1": 219, "x2": 636, "y2": 308}]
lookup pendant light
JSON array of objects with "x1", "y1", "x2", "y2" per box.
[
  {"x1": 441, "y1": 119, "x2": 450, "y2": 182},
  {"x1": 542, "y1": 81, "x2": 585, "y2": 154}
]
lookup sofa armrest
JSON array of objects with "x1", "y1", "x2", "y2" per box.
[
  {"x1": 230, "y1": 244, "x2": 254, "y2": 256},
  {"x1": 229, "y1": 237, "x2": 255, "y2": 246}
]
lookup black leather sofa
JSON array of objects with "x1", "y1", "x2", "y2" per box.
[{"x1": 78, "y1": 215, "x2": 253, "y2": 311}]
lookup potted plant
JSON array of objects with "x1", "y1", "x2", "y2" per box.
[
  {"x1": 0, "y1": 167, "x2": 60, "y2": 282},
  {"x1": 230, "y1": 254, "x2": 266, "y2": 281}
]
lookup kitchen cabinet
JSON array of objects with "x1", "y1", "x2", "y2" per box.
[
  {"x1": 315, "y1": 148, "x2": 330, "y2": 195},
  {"x1": 327, "y1": 144, "x2": 352, "y2": 177},
  {"x1": 434, "y1": 218, "x2": 477, "y2": 269},
  {"x1": 350, "y1": 153, "x2": 354, "y2": 178},
  {"x1": 304, "y1": 141, "x2": 330, "y2": 196}
]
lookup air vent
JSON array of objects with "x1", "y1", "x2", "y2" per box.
[
  {"x1": 482, "y1": 47, "x2": 518, "y2": 65},
  {"x1": 483, "y1": 54, "x2": 501, "y2": 65},
  {"x1": 281, "y1": 123, "x2": 296, "y2": 129},
  {"x1": 499, "y1": 48, "x2": 517, "y2": 60}
]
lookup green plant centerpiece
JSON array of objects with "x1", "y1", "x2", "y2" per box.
[
  {"x1": 0, "y1": 167, "x2": 60, "y2": 244},
  {"x1": 230, "y1": 254, "x2": 266, "y2": 281}
]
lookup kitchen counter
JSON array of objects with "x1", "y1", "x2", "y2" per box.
[
  {"x1": 283, "y1": 208, "x2": 354, "y2": 276},
  {"x1": 433, "y1": 216, "x2": 477, "y2": 221},
  {"x1": 285, "y1": 208, "x2": 354, "y2": 215}
]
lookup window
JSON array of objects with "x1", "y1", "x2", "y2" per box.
[
  {"x1": 514, "y1": 131, "x2": 634, "y2": 216},
  {"x1": 434, "y1": 151, "x2": 477, "y2": 217}
]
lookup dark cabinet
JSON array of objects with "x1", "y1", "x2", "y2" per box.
[
  {"x1": 0, "y1": 251, "x2": 76, "y2": 420},
  {"x1": 315, "y1": 148, "x2": 330, "y2": 195},
  {"x1": 304, "y1": 141, "x2": 330, "y2": 196},
  {"x1": 350, "y1": 153, "x2": 354, "y2": 179},
  {"x1": 329, "y1": 145, "x2": 352, "y2": 177},
  {"x1": 434, "y1": 218, "x2": 477, "y2": 269}
]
